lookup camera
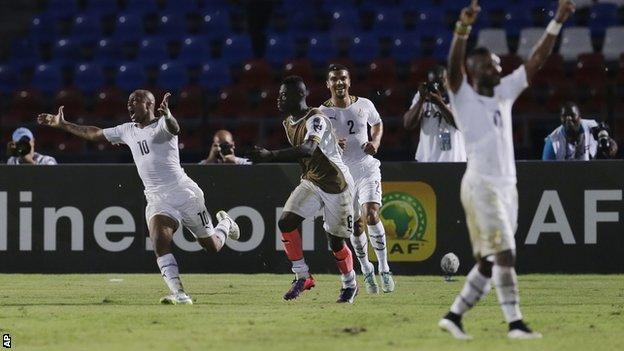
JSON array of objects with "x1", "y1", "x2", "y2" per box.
[
  {"x1": 424, "y1": 81, "x2": 441, "y2": 95},
  {"x1": 590, "y1": 122, "x2": 612, "y2": 159},
  {"x1": 219, "y1": 142, "x2": 234, "y2": 156},
  {"x1": 11, "y1": 136, "x2": 32, "y2": 157}
]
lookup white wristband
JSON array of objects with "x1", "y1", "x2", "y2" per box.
[{"x1": 546, "y1": 20, "x2": 562, "y2": 36}]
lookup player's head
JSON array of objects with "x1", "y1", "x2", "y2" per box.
[
  {"x1": 427, "y1": 65, "x2": 448, "y2": 92},
  {"x1": 127, "y1": 90, "x2": 156, "y2": 123},
  {"x1": 560, "y1": 101, "x2": 581, "y2": 135},
  {"x1": 278, "y1": 75, "x2": 307, "y2": 114},
  {"x1": 326, "y1": 64, "x2": 351, "y2": 99},
  {"x1": 467, "y1": 47, "x2": 502, "y2": 89}
]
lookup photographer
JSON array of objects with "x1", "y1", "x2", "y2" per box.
[
  {"x1": 543, "y1": 102, "x2": 618, "y2": 160},
  {"x1": 403, "y1": 66, "x2": 466, "y2": 162},
  {"x1": 6, "y1": 127, "x2": 57, "y2": 165},
  {"x1": 199, "y1": 129, "x2": 251, "y2": 165}
]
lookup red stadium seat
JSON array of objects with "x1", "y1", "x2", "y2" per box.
[
  {"x1": 93, "y1": 87, "x2": 129, "y2": 121},
  {"x1": 214, "y1": 85, "x2": 250, "y2": 118},
  {"x1": 178, "y1": 131, "x2": 203, "y2": 152},
  {"x1": 240, "y1": 59, "x2": 274, "y2": 90},
  {"x1": 307, "y1": 82, "x2": 330, "y2": 107},
  {"x1": 575, "y1": 53, "x2": 607, "y2": 82},
  {"x1": 531, "y1": 54, "x2": 565, "y2": 87},
  {"x1": 366, "y1": 58, "x2": 397, "y2": 90},
  {"x1": 282, "y1": 59, "x2": 315, "y2": 83},
  {"x1": 55, "y1": 88, "x2": 86, "y2": 121},
  {"x1": 408, "y1": 57, "x2": 439, "y2": 89},
  {"x1": 376, "y1": 84, "x2": 409, "y2": 117},
  {"x1": 251, "y1": 86, "x2": 279, "y2": 118},
  {"x1": 176, "y1": 85, "x2": 204, "y2": 119},
  {"x1": 235, "y1": 123, "x2": 260, "y2": 147},
  {"x1": 6, "y1": 89, "x2": 44, "y2": 125}
]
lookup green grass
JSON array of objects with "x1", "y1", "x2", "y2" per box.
[{"x1": 0, "y1": 274, "x2": 622, "y2": 351}]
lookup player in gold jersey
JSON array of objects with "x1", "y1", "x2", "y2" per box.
[{"x1": 252, "y1": 76, "x2": 358, "y2": 303}]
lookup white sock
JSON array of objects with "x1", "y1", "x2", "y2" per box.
[
  {"x1": 450, "y1": 264, "x2": 492, "y2": 315},
  {"x1": 368, "y1": 222, "x2": 390, "y2": 273},
  {"x1": 292, "y1": 259, "x2": 310, "y2": 280},
  {"x1": 350, "y1": 234, "x2": 374, "y2": 274},
  {"x1": 156, "y1": 253, "x2": 184, "y2": 294},
  {"x1": 211, "y1": 219, "x2": 230, "y2": 250},
  {"x1": 492, "y1": 265, "x2": 523, "y2": 323},
  {"x1": 341, "y1": 270, "x2": 357, "y2": 289}
]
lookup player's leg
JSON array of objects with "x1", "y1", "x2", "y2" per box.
[
  {"x1": 327, "y1": 233, "x2": 358, "y2": 303},
  {"x1": 148, "y1": 213, "x2": 192, "y2": 305},
  {"x1": 350, "y1": 215, "x2": 378, "y2": 294},
  {"x1": 280, "y1": 181, "x2": 321, "y2": 300},
  {"x1": 363, "y1": 201, "x2": 394, "y2": 293}
]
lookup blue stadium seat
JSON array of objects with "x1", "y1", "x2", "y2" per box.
[
  {"x1": 9, "y1": 39, "x2": 40, "y2": 69},
  {"x1": 307, "y1": 33, "x2": 338, "y2": 66},
  {"x1": 321, "y1": 0, "x2": 358, "y2": 13},
  {"x1": 124, "y1": 0, "x2": 160, "y2": 16},
  {"x1": 137, "y1": 37, "x2": 169, "y2": 66},
  {"x1": 503, "y1": 6, "x2": 532, "y2": 37},
  {"x1": 432, "y1": 33, "x2": 453, "y2": 61},
  {"x1": 390, "y1": 33, "x2": 421, "y2": 64},
  {"x1": 157, "y1": 13, "x2": 187, "y2": 42},
  {"x1": 373, "y1": 8, "x2": 404, "y2": 33},
  {"x1": 328, "y1": 8, "x2": 360, "y2": 34},
  {"x1": 178, "y1": 36, "x2": 211, "y2": 66},
  {"x1": 116, "y1": 62, "x2": 146, "y2": 91},
  {"x1": 28, "y1": 14, "x2": 58, "y2": 44},
  {"x1": 589, "y1": 3, "x2": 619, "y2": 36},
  {"x1": 157, "y1": 62, "x2": 188, "y2": 91},
  {"x1": 46, "y1": 0, "x2": 79, "y2": 19},
  {"x1": 349, "y1": 33, "x2": 380, "y2": 64},
  {"x1": 416, "y1": 8, "x2": 446, "y2": 36},
  {"x1": 84, "y1": 0, "x2": 119, "y2": 17},
  {"x1": 71, "y1": 13, "x2": 102, "y2": 43},
  {"x1": 265, "y1": 34, "x2": 295, "y2": 66},
  {"x1": 221, "y1": 35, "x2": 254, "y2": 65},
  {"x1": 52, "y1": 38, "x2": 79, "y2": 67},
  {"x1": 113, "y1": 13, "x2": 144, "y2": 43},
  {"x1": 163, "y1": 0, "x2": 198, "y2": 15},
  {"x1": 287, "y1": 11, "x2": 320, "y2": 34},
  {"x1": 202, "y1": 0, "x2": 230, "y2": 12},
  {"x1": 94, "y1": 38, "x2": 122, "y2": 68},
  {"x1": 200, "y1": 60, "x2": 231, "y2": 91},
  {"x1": 0, "y1": 65, "x2": 17, "y2": 94},
  {"x1": 74, "y1": 63, "x2": 104, "y2": 93},
  {"x1": 201, "y1": 10, "x2": 230, "y2": 41},
  {"x1": 32, "y1": 63, "x2": 63, "y2": 93}
]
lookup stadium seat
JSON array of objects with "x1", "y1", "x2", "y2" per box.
[
  {"x1": 408, "y1": 57, "x2": 439, "y2": 89},
  {"x1": 377, "y1": 84, "x2": 409, "y2": 117},
  {"x1": 201, "y1": 10, "x2": 231, "y2": 41},
  {"x1": 390, "y1": 33, "x2": 421, "y2": 64},
  {"x1": 46, "y1": 0, "x2": 79, "y2": 20},
  {"x1": 432, "y1": 33, "x2": 453, "y2": 61},
  {"x1": 476, "y1": 28, "x2": 509, "y2": 55},
  {"x1": 71, "y1": 13, "x2": 103, "y2": 44},
  {"x1": 157, "y1": 62, "x2": 188, "y2": 92},
  {"x1": 5, "y1": 89, "x2": 43, "y2": 125},
  {"x1": 349, "y1": 33, "x2": 381, "y2": 64},
  {"x1": 124, "y1": 0, "x2": 160, "y2": 16},
  {"x1": 265, "y1": 34, "x2": 296, "y2": 67},
  {"x1": 517, "y1": 27, "x2": 545, "y2": 59},
  {"x1": 282, "y1": 59, "x2": 314, "y2": 83},
  {"x1": 366, "y1": 58, "x2": 397, "y2": 89},
  {"x1": 328, "y1": 8, "x2": 360, "y2": 36},
  {"x1": 74, "y1": 63, "x2": 105, "y2": 93},
  {"x1": 28, "y1": 14, "x2": 58, "y2": 44},
  {"x1": 602, "y1": 27, "x2": 624, "y2": 61},
  {"x1": 373, "y1": 8, "x2": 404, "y2": 33},
  {"x1": 31, "y1": 63, "x2": 63, "y2": 94},
  {"x1": 178, "y1": 36, "x2": 211, "y2": 67},
  {"x1": 531, "y1": 54, "x2": 565, "y2": 87},
  {"x1": 115, "y1": 62, "x2": 147, "y2": 92},
  {"x1": 113, "y1": 13, "x2": 145, "y2": 43},
  {"x1": 93, "y1": 87, "x2": 128, "y2": 120},
  {"x1": 163, "y1": 0, "x2": 199, "y2": 15},
  {"x1": 157, "y1": 13, "x2": 187, "y2": 42},
  {"x1": 575, "y1": 53, "x2": 607, "y2": 81},
  {"x1": 502, "y1": 6, "x2": 532, "y2": 37},
  {"x1": 560, "y1": 27, "x2": 594, "y2": 61},
  {"x1": 252, "y1": 86, "x2": 279, "y2": 118},
  {"x1": 221, "y1": 35, "x2": 254, "y2": 66},
  {"x1": 84, "y1": 0, "x2": 119, "y2": 17},
  {"x1": 199, "y1": 60, "x2": 231, "y2": 91},
  {"x1": 94, "y1": 38, "x2": 122, "y2": 68},
  {"x1": 8, "y1": 39, "x2": 40, "y2": 69},
  {"x1": 416, "y1": 8, "x2": 446, "y2": 37},
  {"x1": 589, "y1": 3, "x2": 619, "y2": 37},
  {"x1": 51, "y1": 38, "x2": 78, "y2": 67},
  {"x1": 175, "y1": 85, "x2": 204, "y2": 119},
  {"x1": 307, "y1": 34, "x2": 339, "y2": 66},
  {"x1": 0, "y1": 65, "x2": 17, "y2": 94},
  {"x1": 54, "y1": 88, "x2": 87, "y2": 118},
  {"x1": 214, "y1": 85, "x2": 250, "y2": 117},
  {"x1": 240, "y1": 59, "x2": 274, "y2": 90},
  {"x1": 137, "y1": 37, "x2": 169, "y2": 66},
  {"x1": 307, "y1": 82, "x2": 330, "y2": 106}
]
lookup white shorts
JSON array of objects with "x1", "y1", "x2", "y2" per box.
[
  {"x1": 460, "y1": 174, "x2": 518, "y2": 259},
  {"x1": 352, "y1": 170, "x2": 382, "y2": 219},
  {"x1": 283, "y1": 179, "x2": 354, "y2": 238},
  {"x1": 144, "y1": 178, "x2": 215, "y2": 238}
]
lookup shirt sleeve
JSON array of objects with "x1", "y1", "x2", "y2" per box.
[
  {"x1": 366, "y1": 100, "x2": 382, "y2": 126},
  {"x1": 499, "y1": 65, "x2": 529, "y2": 102},
  {"x1": 304, "y1": 114, "x2": 328, "y2": 143},
  {"x1": 102, "y1": 124, "x2": 127, "y2": 145},
  {"x1": 235, "y1": 157, "x2": 252, "y2": 165},
  {"x1": 410, "y1": 92, "x2": 421, "y2": 109},
  {"x1": 542, "y1": 138, "x2": 556, "y2": 160}
]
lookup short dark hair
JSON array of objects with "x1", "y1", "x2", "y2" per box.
[
  {"x1": 327, "y1": 63, "x2": 350, "y2": 78},
  {"x1": 282, "y1": 75, "x2": 304, "y2": 86}
]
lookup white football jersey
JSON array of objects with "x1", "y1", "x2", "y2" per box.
[
  {"x1": 448, "y1": 65, "x2": 528, "y2": 183},
  {"x1": 318, "y1": 97, "x2": 382, "y2": 173},
  {"x1": 410, "y1": 92, "x2": 466, "y2": 162},
  {"x1": 103, "y1": 117, "x2": 188, "y2": 191}
]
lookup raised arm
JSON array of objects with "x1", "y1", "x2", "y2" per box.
[
  {"x1": 157, "y1": 92, "x2": 180, "y2": 135},
  {"x1": 251, "y1": 139, "x2": 319, "y2": 163},
  {"x1": 448, "y1": 0, "x2": 480, "y2": 93},
  {"x1": 37, "y1": 106, "x2": 106, "y2": 142},
  {"x1": 524, "y1": 0, "x2": 576, "y2": 84}
]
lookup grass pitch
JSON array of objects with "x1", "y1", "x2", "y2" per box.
[{"x1": 0, "y1": 274, "x2": 622, "y2": 351}]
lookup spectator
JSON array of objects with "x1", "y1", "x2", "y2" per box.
[
  {"x1": 199, "y1": 130, "x2": 251, "y2": 165},
  {"x1": 543, "y1": 102, "x2": 618, "y2": 160},
  {"x1": 403, "y1": 66, "x2": 466, "y2": 162},
  {"x1": 6, "y1": 127, "x2": 57, "y2": 165}
]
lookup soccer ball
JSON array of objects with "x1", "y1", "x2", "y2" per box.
[{"x1": 441, "y1": 253, "x2": 460, "y2": 275}]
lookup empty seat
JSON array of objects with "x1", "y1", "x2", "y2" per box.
[
  {"x1": 157, "y1": 13, "x2": 187, "y2": 42},
  {"x1": 0, "y1": 65, "x2": 17, "y2": 94},
  {"x1": 366, "y1": 58, "x2": 397, "y2": 89},
  {"x1": 390, "y1": 33, "x2": 421, "y2": 64},
  {"x1": 178, "y1": 36, "x2": 211, "y2": 66},
  {"x1": 602, "y1": 27, "x2": 624, "y2": 61},
  {"x1": 71, "y1": 13, "x2": 103, "y2": 43},
  {"x1": 221, "y1": 35, "x2": 254, "y2": 66},
  {"x1": 589, "y1": 3, "x2": 619, "y2": 36},
  {"x1": 74, "y1": 63, "x2": 104, "y2": 93},
  {"x1": 476, "y1": 28, "x2": 509, "y2": 55},
  {"x1": 32, "y1": 63, "x2": 63, "y2": 94},
  {"x1": 282, "y1": 59, "x2": 314, "y2": 83},
  {"x1": 124, "y1": 0, "x2": 159, "y2": 15},
  {"x1": 200, "y1": 61, "x2": 231, "y2": 91},
  {"x1": 265, "y1": 34, "x2": 295, "y2": 66},
  {"x1": 113, "y1": 13, "x2": 144, "y2": 43},
  {"x1": 84, "y1": 0, "x2": 119, "y2": 17},
  {"x1": 307, "y1": 33, "x2": 338, "y2": 65},
  {"x1": 94, "y1": 38, "x2": 122, "y2": 68},
  {"x1": 115, "y1": 62, "x2": 146, "y2": 92},
  {"x1": 560, "y1": 27, "x2": 593, "y2": 61},
  {"x1": 46, "y1": 0, "x2": 79, "y2": 19},
  {"x1": 157, "y1": 62, "x2": 188, "y2": 91},
  {"x1": 163, "y1": 0, "x2": 199, "y2": 15},
  {"x1": 373, "y1": 8, "x2": 404, "y2": 32},
  {"x1": 240, "y1": 59, "x2": 273, "y2": 90},
  {"x1": 137, "y1": 37, "x2": 169, "y2": 66},
  {"x1": 176, "y1": 86, "x2": 204, "y2": 118},
  {"x1": 52, "y1": 38, "x2": 79, "y2": 67},
  {"x1": 201, "y1": 10, "x2": 231, "y2": 40},
  {"x1": 349, "y1": 33, "x2": 380, "y2": 64},
  {"x1": 517, "y1": 27, "x2": 545, "y2": 59},
  {"x1": 214, "y1": 85, "x2": 250, "y2": 117},
  {"x1": 28, "y1": 14, "x2": 58, "y2": 44}
]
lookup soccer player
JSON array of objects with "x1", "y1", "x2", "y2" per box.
[
  {"x1": 37, "y1": 90, "x2": 240, "y2": 305},
  {"x1": 437, "y1": 0, "x2": 575, "y2": 340},
  {"x1": 251, "y1": 76, "x2": 358, "y2": 303},
  {"x1": 318, "y1": 64, "x2": 394, "y2": 294}
]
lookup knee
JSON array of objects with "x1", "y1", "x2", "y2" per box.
[
  {"x1": 353, "y1": 217, "x2": 364, "y2": 236},
  {"x1": 495, "y1": 250, "x2": 516, "y2": 267},
  {"x1": 328, "y1": 235, "x2": 345, "y2": 252},
  {"x1": 478, "y1": 259, "x2": 493, "y2": 278},
  {"x1": 198, "y1": 237, "x2": 219, "y2": 253},
  {"x1": 364, "y1": 205, "x2": 380, "y2": 225}
]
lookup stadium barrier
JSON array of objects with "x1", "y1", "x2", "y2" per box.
[{"x1": 1, "y1": 162, "x2": 622, "y2": 274}]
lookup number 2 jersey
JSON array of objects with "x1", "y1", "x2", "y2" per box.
[
  {"x1": 283, "y1": 108, "x2": 354, "y2": 194},
  {"x1": 102, "y1": 117, "x2": 189, "y2": 192}
]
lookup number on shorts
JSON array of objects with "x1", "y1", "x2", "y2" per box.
[
  {"x1": 137, "y1": 140, "x2": 150, "y2": 155},
  {"x1": 347, "y1": 215, "x2": 353, "y2": 229},
  {"x1": 347, "y1": 120, "x2": 355, "y2": 134},
  {"x1": 197, "y1": 210, "x2": 209, "y2": 226}
]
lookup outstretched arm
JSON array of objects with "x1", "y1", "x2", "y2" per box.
[
  {"x1": 37, "y1": 106, "x2": 106, "y2": 142},
  {"x1": 157, "y1": 92, "x2": 180, "y2": 135},
  {"x1": 448, "y1": 0, "x2": 480, "y2": 93},
  {"x1": 251, "y1": 139, "x2": 319, "y2": 163},
  {"x1": 524, "y1": 0, "x2": 576, "y2": 84}
]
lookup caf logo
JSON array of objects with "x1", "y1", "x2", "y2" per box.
[{"x1": 373, "y1": 182, "x2": 436, "y2": 262}]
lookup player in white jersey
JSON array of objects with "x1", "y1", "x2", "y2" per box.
[
  {"x1": 319, "y1": 64, "x2": 394, "y2": 294},
  {"x1": 37, "y1": 90, "x2": 241, "y2": 305},
  {"x1": 437, "y1": 0, "x2": 575, "y2": 340}
]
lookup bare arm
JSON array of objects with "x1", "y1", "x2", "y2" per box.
[
  {"x1": 251, "y1": 139, "x2": 319, "y2": 163},
  {"x1": 448, "y1": 0, "x2": 480, "y2": 93},
  {"x1": 524, "y1": 0, "x2": 576, "y2": 84},
  {"x1": 363, "y1": 122, "x2": 383, "y2": 155},
  {"x1": 37, "y1": 106, "x2": 106, "y2": 142},
  {"x1": 157, "y1": 92, "x2": 180, "y2": 135},
  {"x1": 403, "y1": 87, "x2": 427, "y2": 130}
]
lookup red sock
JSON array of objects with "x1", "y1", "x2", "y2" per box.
[
  {"x1": 333, "y1": 244, "x2": 353, "y2": 274},
  {"x1": 281, "y1": 229, "x2": 303, "y2": 261}
]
